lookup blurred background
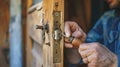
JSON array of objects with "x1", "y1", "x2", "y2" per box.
[{"x1": 0, "y1": 0, "x2": 109, "y2": 67}]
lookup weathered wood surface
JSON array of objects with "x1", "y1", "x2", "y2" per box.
[
  {"x1": 0, "y1": 0, "x2": 9, "y2": 67},
  {"x1": 27, "y1": 2, "x2": 43, "y2": 45},
  {"x1": 27, "y1": 0, "x2": 92, "y2": 67},
  {"x1": 27, "y1": 2, "x2": 43, "y2": 67},
  {"x1": 0, "y1": 0, "x2": 10, "y2": 67},
  {"x1": 0, "y1": 48, "x2": 9, "y2": 67},
  {"x1": 32, "y1": 41, "x2": 43, "y2": 67},
  {"x1": 26, "y1": 34, "x2": 33, "y2": 67},
  {"x1": 42, "y1": 0, "x2": 64, "y2": 67},
  {"x1": 0, "y1": 0, "x2": 9, "y2": 49},
  {"x1": 28, "y1": 0, "x2": 64, "y2": 66}
]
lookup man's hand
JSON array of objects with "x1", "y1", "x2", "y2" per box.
[
  {"x1": 64, "y1": 21, "x2": 86, "y2": 64},
  {"x1": 79, "y1": 42, "x2": 118, "y2": 67},
  {"x1": 64, "y1": 21, "x2": 86, "y2": 48},
  {"x1": 64, "y1": 21, "x2": 117, "y2": 67}
]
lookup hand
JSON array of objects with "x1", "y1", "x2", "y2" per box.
[
  {"x1": 64, "y1": 21, "x2": 86, "y2": 48},
  {"x1": 79, "y1": 42, "x2": 118, "y2": 67},
  {"x1": 64, "y1": 21, "x2": 86, "y2": 64}
]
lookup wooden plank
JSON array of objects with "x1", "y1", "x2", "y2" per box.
[
  {"x1": 27, "y1": 2, "x2": 43, "y2": 67},
  {"x1": 43, "y1": 0, "x2": 64, "y2": 67},
  {"x1": 26, "y1": 6, "x2": 34, "y2": 67},
  {"x1": 27, "y1": 0, "x2": 33, "y2": 8},
  {"x1": 0, "y1": 0, "x2": 9, "y2": 67},
  {"x1": 27, "y1": 4, "x2": 44, "y2": 45},
  {"x1": 22, "y1": 0, "x2": 27, "y2": 67},
  {"x1": 32, "y1": 41, "x2": 43, "y2": 67},
  {"x1": 26, "y1": 33, "x2": 33, "y2": 67},
  {"x1": 0, "y1": 0, "x2": 9, "y2": 49},
  {"x1": 26, "y1": 0, "x2": 91, "y2": 67},
  {"x1": 0, "y1": 48, "x2": 9, "y2": 67}
]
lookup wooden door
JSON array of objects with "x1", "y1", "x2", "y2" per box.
[
  {"x1": 42, "y1": 0, "x2": 91, "y2": 66},
  {"x1": 27, "y1": 0, "x2": 64, "y2": 67},
  {"x1": 27, "y1": 0, "x2": 91, "y2": 67},
  {"x1": 27, "y1": 2, "x2": 44, "y2": 67},
  {"x1": 42, "y1": 0, "x2": 64, "y2": 67},
  {"x1": 0, "y1": 0, "x2": 10, "y2": 67}
]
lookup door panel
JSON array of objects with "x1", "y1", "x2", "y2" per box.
[{"x1": 0, "y1": 0, "x2": 10, "y2": 67}]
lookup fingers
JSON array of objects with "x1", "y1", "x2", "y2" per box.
[
  {"x1": 64, "y1": 22, "x2": 80, "y2": 48},
  {"x1": 65, "y1": 43, "x2": 73, "y2": 48},
  {"x1": 79, "y1": 43, "x2": 97, "y2": 51},
  {"x1": 88, "y1": 62, "x2": 98, "y2": 67},
  {"x1": 64, "y1": 21, "x2": 81, "y2": 37},
  {"x1": 72, "y1": 31, "x2": 83, "y2": 38},
  {"x1": 78, "y1": 43, "x2": 97, "y2": 64},
  {"x1": 80, "y1": 49, "x2": 98, "y2": 65},
  {"x1": 79, "y1": 43, "x2": 89, "y2": 51},
  {"x1": 79, "y1": 48, "x2": 94, "y2": 58},
  {"x1": 87, "y1": 55, "x2": 98, "y2": 67},
  {"x1": 78, "y1": 43, "x2": 116, "y2": 67},
  {"x1": 64, "y1": 22, "x2": 72, "y2": 37},
  {"x1": 83, "y1": 58, "x2": 89, "y2": 64},
  {"x1": 87, "y1": 53, "x2": 98, "y2": 63},
  {"x1": 64, "y1": 21, "x2": 86, "y2": 48}
]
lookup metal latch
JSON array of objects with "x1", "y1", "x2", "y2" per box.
[
  {"x1": 35, "y1": 23, "x2": 50, "y2": 45},
  {"x1": 35, "y1": 24, "x2": 49, "y2": 32}
]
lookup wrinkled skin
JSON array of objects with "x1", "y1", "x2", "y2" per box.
[
  {"x1": 64, "y1": 21, "x2": 117, "y2": 67},
  {"x1": 79, "y1": 43, "x2": 117, "y2": 67},
  {"x1": 64, "y1": 21, "x2": 86, "y2": 48},
  {"x1": 64, "y1": 21, "x2": 86, "y2": 64}
]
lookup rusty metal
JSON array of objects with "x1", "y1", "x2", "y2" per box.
[{"x1": 35, "y1": 24, "x2": 49, "y2": 31}]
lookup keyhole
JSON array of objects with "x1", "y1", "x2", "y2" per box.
[{"x1": 56, "y1": 50, "x2": 58, "y2": 54}]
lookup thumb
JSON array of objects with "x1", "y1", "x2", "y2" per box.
[{"x1": 64, "y1": 22, "x2": 71, "y2": 37}]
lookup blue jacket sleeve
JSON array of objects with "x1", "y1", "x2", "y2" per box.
[
  {"x1": 85, "y1": 17, "x2": 104, "y2": 43},
  {"x1": 86, "y1": 10, "x2": 115, "y2": 43}
]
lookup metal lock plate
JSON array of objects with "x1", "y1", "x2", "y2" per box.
[
  {"x1": 53, "y1": 41, "x2": 61, "y2": 63},
  {"x1": 53, "y1": 11, "x2": 62, "y2": 63}
]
